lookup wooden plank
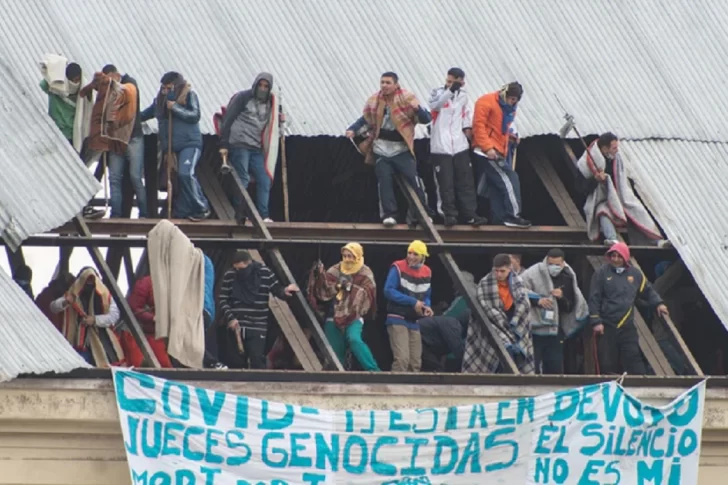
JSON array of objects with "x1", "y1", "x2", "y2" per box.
[
  {"x1": 394, "y1": 176, "x2": 520, "y2": 374},
  {"x1": 4, "y1": 246, "x2": 26, "y2": 279},
  {"x1": 122, "y1": 248, "x2": 135, "y2": 291},
  {"x1": 72, "y1": 216, "x2": 161, "y2": 368}
]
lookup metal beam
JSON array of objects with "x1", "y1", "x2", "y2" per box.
[
  {"x1": 72, "y1": 216, "x2": 161, "y2": 368},
  {"x1": 394, "y1": 175, "x2": 520, "y2": 374}
]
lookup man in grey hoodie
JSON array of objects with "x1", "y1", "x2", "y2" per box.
[{"x1": 219, "y1": 73, "x2": 281, "y2": 222}]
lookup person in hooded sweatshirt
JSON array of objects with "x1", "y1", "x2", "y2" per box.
[
  {"x1": 141, "y1": 71, "x2": 210, "y2": 221},
  {"x1": 589, "y1": 242, "x2": 669, "y2": 375},
  {"x1": 219, "y1": 73, "x2": 282, "y2": 223}
]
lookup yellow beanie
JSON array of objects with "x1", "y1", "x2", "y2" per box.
[{"x1": 408, "y1": 240, "x2": 429, "y2": 257}]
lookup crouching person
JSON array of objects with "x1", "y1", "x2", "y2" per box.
[
  {"x1": 521, "y1": 249, "x2": 588, "y2": 374},
  {"x1": 51, "y1": 267, "x2": 124, "y2": 367},
  {"x1": 385, "y1": 241, "x2": 433, "y2": 372},
  {"x1": 309, "y1": 243, "x2": 380, "y2": 371}
]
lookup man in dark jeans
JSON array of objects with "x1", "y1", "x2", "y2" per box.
[
  {"x1": 218, "y1": 251, "x2": 298, "y2": 369},
  {"x1": 589, "y1": 242, "x2": 669, "y2": 374}
]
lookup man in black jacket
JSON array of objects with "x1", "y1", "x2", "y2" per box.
[{"x1": 589, "y1": 242, "x2": 669, "y2": 374}]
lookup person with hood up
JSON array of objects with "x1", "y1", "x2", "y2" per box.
[
  {"x1": 463, "y1": 253, "x2": 534, "y2": 374},
  {"x1": 141, "y1": 71, "x2": 210, "y2": 221},
  {"x1": 521, "y1": 248, "x2": 589, "y2": 374},
  {"x1": 49, "y1": 267, "x2": 124, "y2": 366},
  {"x1": 308, "y1": 242, "x2": 380, "y2": 371},
  {"x1": 35, "y1": 272, "x2": 74, "y2": 332},
  {"x1": 472, "y1": 82, "x2": 531, "y2": 228},
  {"x1": 218, "y1": 250, "x2": 298, "y2": 369},
  {"x1": 346, "y1": 72, "x2": 433, "y2": 228},
  {"x1": 218, "y1": 73, "x2": 281, "y2": 222},
  {"x1": 384, "y1": 240, "x2": 433, "y2": 372},
  {"x1": 428, "y1": 68, "x2": 486, "y2": 227},
  {"x1": 589, "y1": 242, "x2": 668, "y2": 375}
]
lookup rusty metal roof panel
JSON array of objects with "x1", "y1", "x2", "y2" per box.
[
  {"x1": 1, "y1": 0, "x2": 726, "y2": 139},
  {"x1": 0, "y1": 269, "x2": 90, "y2": 383}
]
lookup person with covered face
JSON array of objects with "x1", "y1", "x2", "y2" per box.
[
  {"x1": 463, "y1": 253, "x2": 534, "y2": 374},
  {"x1": 589, "y1": 242, "x2": 669, "y2": 375},
  {"x1": 308, "y1": 242, "x2": 380, "y2": 371},
  {"x1": 218, "y1": 73, "x2": 282, "y2": 222},
  {"x1": 346, "y1": 72, "x2": 432, "y2": 227},
  {"x1": 384, "y1": 240, "x2": 433, "y2": 372},
  {"x1": 472, "y1": 82, "x2": 531, "y2": 229},
  {"x1": 141, "y1": 71, "x2": 210, "y2": 221},
  {"x1": 49, "y1": 267, "x2": 124, "y2": 366},
  {"x1": 521, "y1": 248, "x2": 589, "y2": 374},
  {"x1": 218, "y1": 250, "x2": 298, "y2": 369},
  {"x1": 577, "y1": 132, "x2": 670, "y2": 247}
]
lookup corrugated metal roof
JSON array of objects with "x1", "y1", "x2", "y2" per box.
[
  {"x1": 0, "y1": 58, "x2": 101, "y2": 251},
  {"x1": 621, "y1": 140, "x2": 728, "y2": 331},
  {"x1": 0, "y1": 269, "x2": 90, "y2": 382},
  {"x1": 0, "y1": 0, "x2": 726, "y2": 139}
]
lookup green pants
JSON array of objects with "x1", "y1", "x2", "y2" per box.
[{"x1": 324, "y1": 318, "x2": 381, "y2": 371}]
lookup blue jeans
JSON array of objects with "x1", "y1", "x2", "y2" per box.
[
  {"x1": 174, "y1": 147, "x2": 209, "y2": 218},
  {"x1": 600, "y1": 215, "x2": 618, "y2": 240},
  {"x1": 373, "y1": 150, "x2": 429, "y2": 220},
  {"x1": 229, "y1": 147, "x2": 271, "y2": 219},
  {"x1": 108, "y1": 136, "x2": 147, "y2": 217}
]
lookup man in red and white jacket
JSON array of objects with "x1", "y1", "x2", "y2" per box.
[{"x1": 428, "y1": 68, "x2": 487, "y2": 228}]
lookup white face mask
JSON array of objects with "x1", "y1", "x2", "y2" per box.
[
  {"x1": 67, "y1": 80, "x2": 80, "y2": 95},
  {"x1": 547, "y1": 264, "x2": 563, "y2": 277},
  {"x1": 615, "y1": 267, "x2": 625, "y2": 274}
]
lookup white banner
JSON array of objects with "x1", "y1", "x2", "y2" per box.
[{"x1": 112, "y1": 369, "x2": 705, "y2": 485}]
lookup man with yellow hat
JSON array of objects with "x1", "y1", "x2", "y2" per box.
[{"x1": 384, "y1": 240, "x2": 433, "y2": 372}]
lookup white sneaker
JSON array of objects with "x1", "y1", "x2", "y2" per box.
[
  {"x1": 657, "y1": 239, "x2": 673, "y2": 249},
  {"x1": 604, "y1": 239, "x2": 618, "y2": 247},
  {"x1": 383, "y1": 217, "x2": 397, "y2": 227},
  {"x1": 263, "y1": 217, "x2": 274, "y2": 223}
]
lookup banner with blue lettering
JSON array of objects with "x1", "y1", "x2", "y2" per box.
[{"x1": 112, "y1": 369, "x2": 705, "y2": 485}]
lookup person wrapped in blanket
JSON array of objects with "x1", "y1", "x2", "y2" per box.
[
  {"x1": 308, "y1": 243, "x2": 381, "y2": 371},
  {"x1": 49, "y1": 267, "x2": 124, "y2": 367}
]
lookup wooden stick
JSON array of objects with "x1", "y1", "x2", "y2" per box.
[
  {"x1": 281, "y1": 133, "x2": 289, "y2": 222},
  {"x1": 511, "y1": 146, "x2": 519, "y2": 171},
  {"x1": 235, "y1": 329, "x2": 244, "y2": 354},
  {"x1": 102, "y1": 152, "x2": 109, "y2": 213}
]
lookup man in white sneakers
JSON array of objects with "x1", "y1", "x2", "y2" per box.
[{"x1": 428, "y1": 68, "x2": 486, "y2": 227}]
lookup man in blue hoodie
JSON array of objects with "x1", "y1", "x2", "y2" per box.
[
  {"x1": 218, "y1": 73, "x2": 281, "y2": 223},
  {"x1": 141, "y1": 71, "x2": 210, "y2": 221}
]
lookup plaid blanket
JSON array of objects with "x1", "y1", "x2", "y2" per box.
[
  {"x1": 84, "y1": 72, "x2": 138, "y2": 154},
  {"x1": 357, "y1": 88, "x2": 418, "y2": 165},
  {"x1": 462, "y1": 271, "x2": 534, "y2": 374},
  {"x1": 307, "y1": 262, "x2": 377, "y2": 329}
]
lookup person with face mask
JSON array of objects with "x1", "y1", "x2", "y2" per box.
[
  {"x1": 308, "y1": 242, "x2": 380, "y2": 371},
  {"x1": 383, "y1": 240, "x2": 433, "y2": 372},
  {"x1": 521, "y1": 249, "x2": 589, "y2": 374},
  {"x1": 589, "y1": 242, "x2": 669, "y2": 374},
  {"x1": 218, "y1": 73, "x2": 282, "y2": 223},
  {"x1": 577, "y1": 132, "x2": 671, "y2": 248},
  {"x1": 141, "y1": 71, "x2": 210, "y2": 221}
]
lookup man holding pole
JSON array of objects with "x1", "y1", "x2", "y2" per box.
[{"x1": 218, "y1": 73, "x2": 282, "y2": 223}]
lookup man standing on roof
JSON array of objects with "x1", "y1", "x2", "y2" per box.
[
  {"x1": 218, "y1": 73, "x2": 281, "y2": 223},
  {"x1": 463, "y1": 253, "x2": 534, "y2": 374},
  {"x1": 428, "y1": 68, "x2": 486, "y2": 227},
  {"x1": 101, "y1": 65, "x2": 147, "y2": 218},
  {"x1": 589, "y1": 242, "x2": 669, "y2": 374},
  {"x1": 346, "y1": 72, "x2": 433, "y2": 227},
  {"x1": 577, "y1": 132, "x2": 670, "y2": 247},
  {"x1": 472, "y1": 82, "x2": 531, "y2": 228},
  {"x1": 39, "y1": 57, "x2": 90, "y2": 150},
  {"x1": 141, "y1": 71, "x2": 210, "y2": 221},
  {"x1": 521, "y1": 248, "x2": 589, "y2": 374},
  {"x1": 384, "y1": 240, "x2": 433, "y2": 372}
]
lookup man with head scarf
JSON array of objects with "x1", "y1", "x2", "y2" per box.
[
  {"x1": 141, "y1": 71, "x2": 210, "y2": 221},
  {"x1": 218, "y1": 73, "x2": 282, "y2": 223},
  {"x1": 589, "y1": 242, "x2": 669, "y2": 375},
  {"x1": 384, "y1": 240, "x2": 433, "y2": 372},
  {"x1": 218, "y1": 251, "x2": 298, "y2": 369},
  {"x1": 308, "y1": 242, "x2": 380, "y2": 371},
  {"x1": 49, "y1": 267, "x2": 123, "y2": 366},
  {"x1": 472, "y1": 82, "x2": 531, "y2": 228}
]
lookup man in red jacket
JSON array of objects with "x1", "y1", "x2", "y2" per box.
[{"x1": 124, "y1": 275, "x2": 173, "y2": 367}]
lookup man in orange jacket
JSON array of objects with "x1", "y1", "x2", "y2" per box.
[{"x1": 472, "y1": 82, "x2": 531, "y2": 228}]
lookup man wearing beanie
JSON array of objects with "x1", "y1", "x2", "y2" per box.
[
  {"x1": 384, "y1": 240, "x2": 433, "y2": 371},
  {"x1": 589, "y1": 242, "x2": 668, "y2": 374},
  {"x1": 472, "y1": 82, "x2": 531, "y2": 229}
]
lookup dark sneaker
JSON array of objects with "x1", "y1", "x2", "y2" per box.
[
  {"x1": 467, "y1": 216, "x2": 488, "y2": 227},
  {"x1": 188, "y1": 210, "x2": 211, "y2": 222},
  {"x1": 504, "y1": 216, "x2": 531, "y2": 228},
  {"x1": 83, "y1": 206, "x2": 105, "y2": 220},
  {"x1": 444, "y1": 216, "x2": 458, "y2": 228}
]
